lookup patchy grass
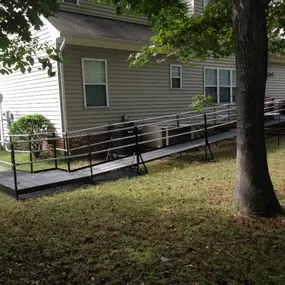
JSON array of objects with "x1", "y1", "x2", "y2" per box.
[
  {"x1": 0, "y1": 149, "x2": 97, "y2": 172},
  {"x1": 0, "y1": 149, "x2": 59, "y2": 172},
  {"x1": 1, "y1": 137, "x2": 285, "y2": 284}
]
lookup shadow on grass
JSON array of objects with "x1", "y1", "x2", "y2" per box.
[
  {"x1": 1, "y1": 134, "x2": 285, "y2": 284},
  {"x1": 1, "y1": 191, "x2": 285, "y2": 285},
  {"x1": 171, "y1": 136, "x2": 285, "y2": 165}
]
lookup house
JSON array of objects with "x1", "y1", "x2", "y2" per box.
[{"x1": 0, "y1": 0, "x2": 284, "y2": 139}]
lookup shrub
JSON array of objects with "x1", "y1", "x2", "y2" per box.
[
  {"x1": 190, "y1": 95, "x2": 213, "y2": 111},
  {"x1": 9, "y1": 114, "x2": 54, "y2": 158}
]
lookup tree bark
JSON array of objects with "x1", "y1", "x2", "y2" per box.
[{"x1": 232, "y1": 0, "x2": 281, "y2": 216}]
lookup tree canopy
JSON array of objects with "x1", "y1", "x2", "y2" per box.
[
  {"x1": 3, "y1": 0, "x2": 285, "y2": 74},
  {"x1": 0, "y1": 0, "x2": 60, "y2": 75},
  {"x1": 101, "y1": 0, "x2": 285, "y2": 65}
]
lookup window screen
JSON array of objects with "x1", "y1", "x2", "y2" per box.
[
  {"x1": 170, "y1": 65, "x2": 182, "y2": 89},
  {"x1": 82, "y1": 59, "x2": 108, "y2": 107}
]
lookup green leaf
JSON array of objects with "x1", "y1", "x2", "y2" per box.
[
  {"x1": 20, "y1": 66, "x2": 26, "y2": 74},
  {"x1": 46, "y1": 48, "x2": 53, "y2": 55},
  {"x1": 26, "y1": 56, "x2": 34, "y2": 65},
  {"x1": 38, "y1": 58, "x2": 45, "y2": 64},
  {"x1": 62, "y1": 55, "x2": 69, "y2": 64},
  {"x1": 49, "y1": 54, "x2": 61, "y2": 62},
  {"x1": 190, "y1": 95, "x2": 213, "y2": 111},
  {"x1": 0, "y1": 69, "x2": 9, "y2": 75}
]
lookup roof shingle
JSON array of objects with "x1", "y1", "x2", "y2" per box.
[{"x1": 49, "y1": 11, "x2": 151, "y2": 43}]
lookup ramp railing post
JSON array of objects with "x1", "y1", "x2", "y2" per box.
[
  {"x1": 87, "y1": 134, "x2": 93, "y2": 178},
  {"x1": 204, "y1": 114, "x2": 208, "y2": 161},
  {"x1": 227, "y1": 104, "x2": 230, "y2": 131},
  {"x1": 279, "y1": 101, "x2": 281, "y2": 123},
  {"x1": 176, "y1": 114, "x2": 180, "y2": 144},
  {"x1": 28, "y1": 135, "x2": 33, "y2": 174},
  {"x1": 134, "y1": 126, "x2": 140, "y2": 172},
  {"x1": 278, "y1": 101, "x2": 281, "y2": 146},
  {"x1": 10, "y1": 138, "x2": 18, "y2": 200},
  {"x1": 176, "y1": 114, "x2": 180, "y2": 128},
  {"x1": 204, "y1": 114, "x2": 214, "y2": 161},
  {"x1": 65, "y1": 133, "x2": 71, "y2": 172},
  {"x1": 53, "y1": 132, "x2": 58, "y2": 170},
  {"x1": 106, "y1": 125, "x2": 114, "y2": 161}
]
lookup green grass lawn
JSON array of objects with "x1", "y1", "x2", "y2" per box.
[
  {"x1": 0, "y1": 149, "x2": 92, "y2": 172},
  {"x1": 0, "y1": 149, "x2": 58, "y2": 172},
  {"x1": 1, "y1": 138, "x2": 285, "y2": 285}
]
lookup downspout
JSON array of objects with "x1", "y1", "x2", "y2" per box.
[
  {"x1": 58, "y1": 37, "x2": 68, "y2": 134},
  {"x1": 0, "y1": 103, "x2": 3, "y2": 146}
]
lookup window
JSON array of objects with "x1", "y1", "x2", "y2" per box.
[
  {"x1": 170, "y1": 65, "x2": 182, "y2": 89},
  {"x1": 82, "y1": 59, "x2": 109, "y2": 108},
  {"x1": 62, "y1": 0, "x2": 79, "y2": 5},
  {"x1": 205, "y1": 68, "x2": 236, "y2": 104}
]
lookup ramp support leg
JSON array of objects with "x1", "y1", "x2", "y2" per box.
[
  {"x1": 10, "y1": 138, "x2": 19, "y2": 200},
  {"x1": 134, "y1": 126, "x2": 148, "y2": 174},
  {"x1": 278, "y1": 102, "x2": 281, "y2": 146},
  {"x1": 106, "y1": 126, "x2": 118, "y2": 161},
  {"x1": 87, "y1": 135, "x2": 93, "y2": 178},
  {"x1": 28, "y1": 135, "x2": 34, "y2": 174},
  {"x1": 227, "y1": 104, "x2": 230, "y2": 131},
  {"x1": 53, "y1": 132, "x2": 58, "y2": 170},
  {"x1": 206, "y1": 141, "x2": 214, "y2": 161},
  {"x1": 65, "y1": 133, "x2": 71, "y2": 172},
  {"x1": 204, "y1": 114, "x2": 215, "y2": 161}
]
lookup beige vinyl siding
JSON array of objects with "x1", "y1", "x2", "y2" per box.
[
  {"x1": 204, "y1": 57, "x2": 236, "y2": 69},
  {"x1": 63, "y1": 47, "x2": 237, "y2": 131},
  {"x1": 0, "y1": 19, "x2": 61, "y2": 136},
  {"x1": 267, "y1": 63, "x2": 285, "y2": 100},
  {"x1": 63, "y1": 45, "x2": 285, "y2": 132},
  {"x1": 60, "y1": 0, "x2": 148, "y2": 25},
  {"x1": 64, "y1": 45, "x2": 204, "y2": 131},
  {"x1": 185, "y1": 0, "x2": 194, "y2": 14},
  {"x1": 194, "y1": 0, "x2": 204, "y2": 15}
]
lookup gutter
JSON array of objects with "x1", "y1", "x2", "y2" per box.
[
  {"x1": 57, "y1": 37, "x2": 68, "y2": 134},
  {"x1": 62, "y1": 34, "x2": 149, "y2": 52}
]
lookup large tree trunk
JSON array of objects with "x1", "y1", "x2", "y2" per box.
[{"x1": 232, "y1": 0, "x2": 281, "y2": 216}]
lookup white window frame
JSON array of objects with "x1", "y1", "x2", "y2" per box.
[
  {"x1": 62, "y1": 0, "x2": 79, "y2": 5},
  {"x1": 170, "y1": 64, "x2": 183, "y2": 89},
  {"x1": 82, "y1": 58, "x2": 109, "y2": 109},
  {"x1": 204, "y1": 67, "x2": 236, "y2": 104}
]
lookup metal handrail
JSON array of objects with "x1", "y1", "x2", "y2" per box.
[
  {"x1": 67, "y1": 104, "x2": 231, "y2": 135},
  {"x1": 3, "y1": 99, "x2": 284, "y2": 201},
  {"x1": 4, "y1": 98, "x2": 285, "y2": 139}
]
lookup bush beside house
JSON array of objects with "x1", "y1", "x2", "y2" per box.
[{"x1": 9, "y1": 114, "x2": 54, "y2": 158}]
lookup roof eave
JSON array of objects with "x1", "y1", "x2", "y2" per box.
[
  {"x1": 269, "y1": 54, "x2": 285, "y2": 64},
  {"x1": 56, "y1": 33, "x2": 149, "y2": 51}
]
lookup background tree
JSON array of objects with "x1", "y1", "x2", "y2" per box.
[
  {"x1": 0, "y1": 0, "x2": 60, "y2": 76},
  {"x1": 102, "y1": 0, "x2": 285, "y2": 216}
]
